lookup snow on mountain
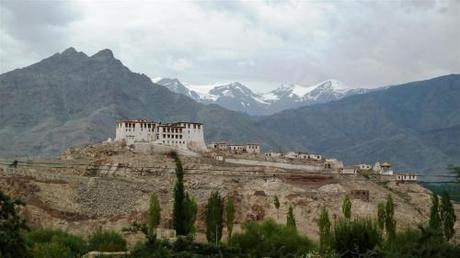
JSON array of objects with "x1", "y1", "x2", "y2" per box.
[{"x1": 155, "y1": 78, "x2": 369, "y2": 115}]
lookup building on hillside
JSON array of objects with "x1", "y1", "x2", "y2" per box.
[
  {"x1": 308, "y1": 154, "x2": 322, "y2": 161},
  {"x1": 396, "y1": 173, "x2": 417, "y2": 183},
  {"x1": 350, "y1": 190, "x2": 370, "y2": 202},
  {"x1": 298, "y1": 153, "x2": 309, "y2": 159},
  {"x1": 325, "y1": 158, "x2": 344, "y2": 172},
  {"x1": 341, "y1": 166, "x2": 357, "y2": 175},
  {"x1": 374, "y1": 161, "x2": 394, "y2": 175},
  {"x1": 208, "y1": 142, "x2": 229, "y2": 151},
  {"x1": 245, "y1": 144, "x2": 261, "y2": 154},
  {"x1": 115, "y1": 119, "x2": 207, "y2": 151},
  {"x1": 285, "y1": 152, "x2": 299, "y2": 159},
  {"x1": 265, "y1": 152, "x2": 282, "y2": 158},
  {"x1": 357, "y1": 164, "x2": 372, "y2": 170}
]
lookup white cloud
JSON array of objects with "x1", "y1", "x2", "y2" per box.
[{"x1": 0, "y1": 0, "x2": 459, "y2": 91}]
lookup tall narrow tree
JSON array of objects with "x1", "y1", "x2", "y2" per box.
[
  {"x1": 273, "y1": 195, "x2": 280, "y2": 219},
  {"x1": 172, "y1": 153, "x2": 196, "y2": 236},
  {"x1": 225, "y1": 195, "x2": 235, "y2": 240},
  {"x1": 286, "y1": 206, "x2": 297, "y2": 231},
  {"x1": 318, "y1": 207, "x2": 331, "y2": 254},
  {"x1": 440, "y1": 191, "x2": 456, "y2": 240},
  {"x1": 377, "y1": 202, "x2": 386, "y2": 232},
  {"x1": 206, "y1": 191, "x2": 223, "y2": 244},
  {"x1": 429, "y1": 193, "x2": 441, "y2": 231},
  {"x1": 148, "y1": 193, "x2": 161, "y2": 234},
  {"x1": 342, "y1": 195, "x2": 352, "y2": 219},
  {"x1": 385, "y1": 194, "x2": 396, "y2": 241}
]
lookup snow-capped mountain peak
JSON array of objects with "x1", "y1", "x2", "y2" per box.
[{"x1": 155, "y1": 77, "x2": 369, "y2": 115}]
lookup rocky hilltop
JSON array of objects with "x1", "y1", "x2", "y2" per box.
[{"x1": 1, "y1": 143, "x2": 458, "y2": 244}]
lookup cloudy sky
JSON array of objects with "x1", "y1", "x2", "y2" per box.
[{"x1": 1, "y1": 0, "x2": 459, "y2": 92}]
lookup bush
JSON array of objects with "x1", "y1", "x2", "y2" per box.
[
  {"x1": 87, "y1": 230, "x2": 127, "y2": 252},
  {"x1": 229, "y1": 219, "x2": 315, "y2": 257},
  {"x1": 332, "y1": 217, "x2": 382, "y2": 257},
  {"x1": 25, "y1": 228, "x2": 87, "y2": 258},
  {"x1": 383, "y1": 227, "x2": 460, "y2": 258}
]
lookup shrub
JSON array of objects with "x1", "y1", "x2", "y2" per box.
[
  {"x1": 229, "y1": 219, "x2": 314, "y2": 257},
  {"x1": 383, "y1": 226, "x2": 460, "y2": 258},
  {"x1": 25, "y1": 228, "x2": 87, "y2": 258},
  {"x1": 87, "y1": 230, "x2": 127, "y2": 252},
  {"x1": 332, "y1": 217, "x2": 382, "y2": 257},
  {"x1": 0, "y1": 191, "x2": 29, "y2": 258}
]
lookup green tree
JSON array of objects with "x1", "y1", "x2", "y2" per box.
[
  {"x1": 225, "y1": 195, "x2": 235, "y2": 240},
  {"x1": 440, "y1": 191, "x2": 456, "y2": 240},
  {"x1": 429, "y1": 193, "x2": 441, "y2": 231},
  {"x1": 172, "y1": 154, "x2": 196, "y2": 236},
  {"x1": 286, "y1": 206, "x2": 296, "y2": 231},
  {"x1": 0, "y1": 191, "x2": 29, "y2": 258},
  {"x1": 273, "y1": 195, "x2": 280, "y2": 219},
  {"x1": 318, "y1": 207, "x2": 332, "y2": 254},
  {"x1": 385, "y1": 194, "x2": 396, "y2": 241},
  {"x1": 342, "y1": 195, "x2": 352, "y2": 219},
  {"x1": 377, "y1": 202, "x2": 386, "y2": 232},
  {"x1": 206, "y1": 191, "x2": 224, "y2": 244},
  {"x1": 148, "y1": 193, "x2": 161, "y2": 234}
]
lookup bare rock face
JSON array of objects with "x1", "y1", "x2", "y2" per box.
[{"x1": 1, "y1": 142, "x2": 458, "y2": 243}]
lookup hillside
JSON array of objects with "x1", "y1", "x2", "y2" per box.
[
  {"x1": 2, "y1": 143, "x2": 457, "y2": 243},
  {"x1": 257, "y1": 74, "x2": 460, "y2": 174}
]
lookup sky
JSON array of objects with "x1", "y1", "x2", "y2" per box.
[{"x1": 0, "y1": 0, "x2": 459, "y2": 92}]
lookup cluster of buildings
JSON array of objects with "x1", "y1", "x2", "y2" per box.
[
  {"x1": 340, "y1": 161, "x2": 417, "y2": 183},
  {"x1": 265, "y1": 151, "x2": 322, "y2": 161},
  {"x1": 208, "y1": 142, "x2": 261, "y2": 154}
]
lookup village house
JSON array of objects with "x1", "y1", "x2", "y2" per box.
[
  {"x1": 264, "y1": 152, "x2": 282, "y2": 158},
  {"x1": 308, "y1": 154, "x2": 322, "y2": 161},
  {"x1": 324, "y1": 158, "x2": 344, "y2": 172},
  {"x1": 209, "y1": 142, "x2": 261, "y2": 154},
  {"x1": 357, "y1": 164, "x2": 372, "y2": 170},
  {"x1": 207, "y1": 142, "x2": 228, "y2": 151},
  {"x1": 373, "y1": 161, "x2": 394, "y2": 175},
  {"x1": 341, "y1": 166, "x2": 357, "y2": 175},
  {"x1": 284, "y1": 152, "x2": 299, "y2": 159},
  {"x1": 396, "y1": 173, "x2": 417, "y2": 183},
  {"x1": 115, "y1": 119, "x2": 207, "y2": 151}
]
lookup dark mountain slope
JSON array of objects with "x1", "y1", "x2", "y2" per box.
[
  {"x1": 256, "y1": 74, "x2": 460, "y2": 173},
  {"x1": 0, "y1": 48, "x2": 286, "y2": 157}
]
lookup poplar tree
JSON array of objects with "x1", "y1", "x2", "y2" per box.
[
  {"x1": 385, "y1": 194, "x2": 396, "y2": 241},
  {"x1": 148, "y1": 193, "x2": 161, "y2": 234},
  {"x1": 273, "y1": 195, "x2": 280, "y2": 219},
  {"x1": 429, "y1": 193, "x2": 441, "y2": 231},
  {"x1": 172, "y1": 153, "x2": 196, "y2": 236},
  {"x1": 377, "y1": 202, "x2": 386, "y2": 232},
  {"x1": 225, "y1": 195, "x2": 235, "y2": 240},
  {"x1": 318, "y1": 207, "x2": 331, "y2": 254},
  {"x1": 440, "y1": 191, "x2": 456, "y2": 240},
  {"x1": 342, "y1": 195, "x2": 352, "y2": 219},
  {"x1": 286, "y1": 206, "x2": 296, "y2": 231},
  {"x1": 206, "y1": 191, "x2": 223, "y2": 244}
]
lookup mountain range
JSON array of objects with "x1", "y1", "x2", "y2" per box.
[
  {"x1": 0, "y1": 47, "x2": 459, "y2": 177},
  {"x1": 155, "y1": 78, "x2": 370, "y2": 115}
]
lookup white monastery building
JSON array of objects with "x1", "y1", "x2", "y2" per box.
[{"x1": 115, "y1": 119, "x2": 207, "y2": 151}]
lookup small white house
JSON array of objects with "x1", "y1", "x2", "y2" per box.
[
  {"x1": 265, "y1": 152, "x2": 282, "y2": 158},
  {"x1": 298, "y1": 153, "x2": 309, "y2": 159},
  {"x1": 245, "y1": 144, "x2": 261, "y2": 154},
  {"x1": 325, "y1": 159, "x2": 344, "y2": 172},
  {"x1": 341, "y1": 166, "x2": 357, "y2": 175},
  {"x1": 396, "y1": 173, "x2": 417, "y2": 183},
  {"x1": 357, "y1": 164, "x2": 372, "y2": 170},
  {"x1": 308, "y1": 154, "x2": 322, "y2": 161},
  {"x1": 285, "y1": 152, "x2": 299, "y2": 159},
  {"x1": 376, "y1": 162, "x2": 394, "y2": 175}
]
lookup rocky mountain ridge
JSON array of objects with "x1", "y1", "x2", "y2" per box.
[{"x1": 155, "y1": 78, "x2": 370, "y2": 115}]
